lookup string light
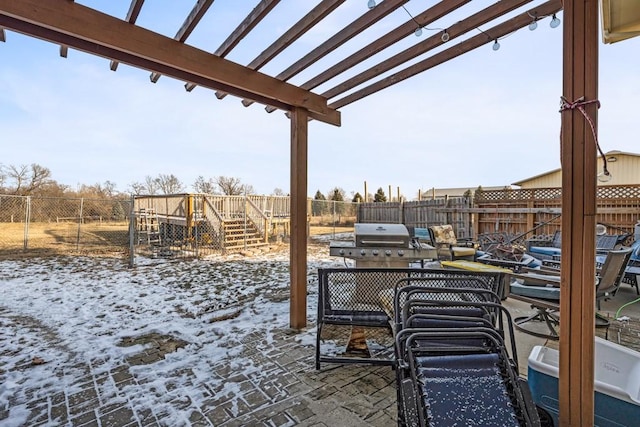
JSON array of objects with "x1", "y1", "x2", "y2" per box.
[
  {"x1": 598, "y1": 170, "x2": 613, "y2": 183},
  {"x1": 441, "y1": 30, "x2": 450, "y2": 42},
  {"x1": 528, "y1": 12, "x2": 538, "y2": 31},
  {"x1": 367, "y1": 0, "x2": 375, "y2": 9},
  {"x1": 414, "y1": 27, "x2": 422, "y2": 37},
  {"x1": 492, "y1": 39, "x2": 500, "y2": 51},
  {"x1": 550, "y1": 14, "x2": 561, "y2": 28}
]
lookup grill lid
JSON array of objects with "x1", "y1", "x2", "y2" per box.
[{"x1": 354, "y1": 223, "x2": 410, "y2": 247}]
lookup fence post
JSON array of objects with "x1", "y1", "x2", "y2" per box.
[
  {"x1": 244, "y1": 191, "x2": 248, "y2": 251},
  {"x1": 23, "y1": 196, "x2": 31, "y2": 251},
  {"x1": 129, "y1": 195, "x2": 136, "y2": 267},
  {"x1": 332, "y1": 200, "x2": 336, "y2": 238},
  {"x1": 76, "y1": 198, "x2": 84, "y2": 252}
]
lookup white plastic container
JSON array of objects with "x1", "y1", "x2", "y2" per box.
[{"x1": 528, "y1": 337, "x2": 640, "y2": 426}]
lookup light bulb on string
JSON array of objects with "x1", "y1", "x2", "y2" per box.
[
  {"x1": 441, "y1": 30, "x2": 450, "y2": 42},
  {"x1": 550, "y1": 14, "x2": 561, "y2": 28},
  {"x1": 598, "y1": 170, "x2": 613, "y2": 183},
  {"x1": 529, "y1": 20, "x2": 538, "y2": 31},
  {"x1": 414, "y1": 27, "x2": 422, "y2": 37},
  {"x1": 492, "y1": 40, "x2": 500, "y2": 51},
  {"x1": 367, "y1": 0, "x2": 375, "y2": 9}
]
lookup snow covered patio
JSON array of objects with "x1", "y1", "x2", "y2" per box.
[{"x1": 0, "y1": 244, "x2": 397, "y2": 427}]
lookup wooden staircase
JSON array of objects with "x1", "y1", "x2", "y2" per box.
[
  {"x1": 137, "y1": 208, "x2": 161, "y2": 245},
  {"x1": 222, "y1": 218, "x2": 267, "y2": 252}
]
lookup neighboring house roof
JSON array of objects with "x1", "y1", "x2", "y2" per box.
[
  {"x1": 511, "y1": 150, "x2": 640, "y2": 186},
  {"x1": 419, "y1": 186, "x2": 510, "y2": 199}
]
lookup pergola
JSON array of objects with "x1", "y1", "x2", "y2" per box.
[{"x1": 1, "y1": 0, "x2": 637, "y2": 424}]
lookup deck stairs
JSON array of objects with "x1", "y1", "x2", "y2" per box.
[
  {"x1": 222, "y1": 218, "x2": 268, "y2": 252},
  {"x1": 137, "y1": 208, "x2": 161, "y2": 245}
]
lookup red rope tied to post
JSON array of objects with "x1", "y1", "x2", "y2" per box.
[{"x1": 559, "y1": 96, "x2": 610, "y2": 179}]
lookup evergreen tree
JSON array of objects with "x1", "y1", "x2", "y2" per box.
[
  {"x1": 328, "y1": 187, "x2": 346, "y2": 216},
  {"x1": 312, "y1": 190, "x2": 327, "y2": 216},
  {"x1": 352, "y1": 192, "x2": 363, "y2": 203},
  {"x1": 374, "y1": 187, "x2": 387, "y2": 202}
]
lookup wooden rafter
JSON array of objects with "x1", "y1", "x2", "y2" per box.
[
  {"x1": 0, "y1": 0, "x2": 339, "y2": 126},
  {"x1": 278, "y1": 0, "x2": 410, "y2": 83},
  {"x1": 215, "y1": 0, "x2": 346, "y2": 100},
  {"x1": 110, "y1": 0, "x2": 145, "y2": 71},
  {"x1": 330, "y1": 0, "x2": 562, "y2": 109},
  {"x1": 59, "y1": 0, "x2": 73, "y2": 57},
  {"x1": 301, "y1": 0, "x2": 472, "y2": 92},
  {"x1": 324, "y1": 0, "x2": 534, "y2": 102},
  {"x1": 243, "y1": 0, "x2": 410, "y2": 107},
  {"x1": 185, "y1": 0, "x2": 281, "y2": 92},
  {"x1": 215, "y1": 0, "x2": 280, "y2": 57},
  {"x1": 150, "y1": 0, "x2": 216, "y2": 83}
]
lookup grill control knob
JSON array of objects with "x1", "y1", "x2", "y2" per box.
[
  {"x1": 385, "y1": 250, "x2": 391, "y2": 256},
  {"x1": 398, "y1": 250, "x2": 404, "y2": 256},
  {"x1": 372, "y1": 250, "x2": 379, "y2": 256},
  {"x1": 360, "y1": 249, "x2": 366, "y2": 256},
  {"x1": 339, "y1": 249, "x2": 345, "y2": 256}
]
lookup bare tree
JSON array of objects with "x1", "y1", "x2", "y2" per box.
[
  {"x1": 129, "y1": 175, "x2": 160, "y2": 195},
  {"x1": 3, "y1": 163, "x2": 52, "y2": 195},
  {"x1": 155, "y1": 174, "x2": 185, "y2": 194},
  {"x1": 215, "y1": 176, "x2": 254, "y2": 195},
  {"x1": 272, "y1": 188, "x2": 285, "y2": 196},
  {"x1": 193, "y1": 176, "x2": 218, "y2": 194},
  {"x1": 78, "y1": 181, "x2": 119, "y2": 198},
  {"x1": 0, "y1": 165, "x2": 6, "y2": 191},
  {"x1": 129, "y1": 181, "x2": 146, "y2": 195}
]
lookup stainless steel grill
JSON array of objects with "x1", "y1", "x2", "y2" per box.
[{"x1": 329, "y1": 223, "x2": 437, "y2": 267}]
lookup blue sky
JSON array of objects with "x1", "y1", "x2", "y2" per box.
[{"x1": 1, "y1": 1, "x2": 639, "y2": 199}]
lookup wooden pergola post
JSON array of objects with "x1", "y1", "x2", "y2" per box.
[
  {"x1": 559, "y1": 0, "x2": 599, "y2": 425},
  {"x1": 290, "y1": 107, "x2": 308, "y2": 329}
]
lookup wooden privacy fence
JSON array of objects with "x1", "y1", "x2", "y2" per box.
[
  {"x1": 474, "y1": 185, "x2": 640, "y2": 238},
  {"x1": 357, "y1": 197, "x2": 474, "y2": 239},
  {"x1": 357, "y1": 185, "x2": 640, "y2": 241}
]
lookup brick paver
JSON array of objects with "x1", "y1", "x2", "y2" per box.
[{"x1": 0, "y1": 308, "x2": 397, "y2": 427}]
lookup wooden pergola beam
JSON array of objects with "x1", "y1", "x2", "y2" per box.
[
  {"x1": 242, "y1": 0, "x2": 410, "y2": 107},
  {"x1": 0, "y1": 26, "x2": 4, "y2": 42},
  {"x1": 215, "y1": 0, "x2": 345, "y2": 100},
  {"x1": 150, "y1": 0, "x2": 216, "y2": 83},
  {"x1": 185, "y1": 0, "x2": 281, "y2": 92},
  {"x1": 215, "y1": 0, "x2": 280, "y2": 57},
  {"x1": 330, "y1": 0, "x2": 561, "y2": 109},
  {"x1": 324, "y1": 0, "x2": 535, "y2": 102},
  {"x1": 0, "y1": 0, "x2": 340, "y2": 126},
  {"x1": 301, "y1": 0, "x2": 472, "y2": 91},
  {"x1": 110, "y1": 0, "x2": 145, "y2": 71},
  {"x1": 59, "y1": 0, "x2": 73, "y2": 58},
  {"x1": 559, "y1": 0, "x2": 599, "y2": 424}
]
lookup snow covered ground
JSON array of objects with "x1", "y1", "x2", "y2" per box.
[{"x1": 0, "y1": 241, "x2": 355, "y2": 426}]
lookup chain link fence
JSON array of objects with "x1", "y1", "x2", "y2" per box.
[
  {"x1": 309, "y1": 199, "x2": 357, "y2": 239},
  {"x1": 0, "y1": 194, "x2": 360, "y2": 263},
  {"x1": 0, "y1": 195, "x2": 132, "y2": 258}
]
